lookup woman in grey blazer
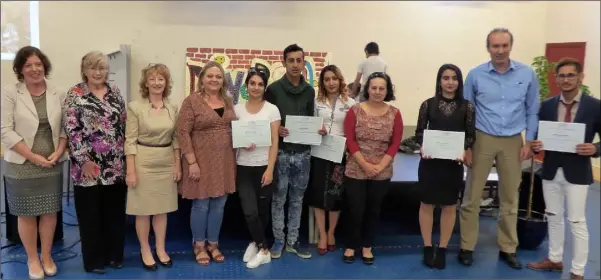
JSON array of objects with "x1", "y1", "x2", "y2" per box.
[{"x1": 1, "y1": 46, "x2": 67, "y2": 279}]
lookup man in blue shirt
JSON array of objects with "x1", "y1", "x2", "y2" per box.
[{"x1": 458, "y1": 28, "x2": 540, "y2": 269}]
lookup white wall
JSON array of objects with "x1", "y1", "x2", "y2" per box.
[
  {"x1": 545, "y1": 1, "x2": 601, "y2": 169},
  {"x1": 1, "y1": 1, "x2": 549, "y2": 126}
]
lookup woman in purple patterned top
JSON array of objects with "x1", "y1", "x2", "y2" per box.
[{"x1": 63, "y1": 51, "x2": 127, "y2": 274}]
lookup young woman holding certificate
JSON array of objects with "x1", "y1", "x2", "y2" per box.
[
  {"x1": 234, "y1": 67, "x2": 281, "y2": 269},
  {"x1": 415, "y1": 64, "x2": 475, "y2": 269},
  {"x1": 342, "y1": 72, "x2": 403, "y2": 265},
  {"x1": 306, "y1": 65, "x2": 355, "y2": 255}
]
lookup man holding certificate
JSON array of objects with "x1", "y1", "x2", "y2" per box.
[
  {"x1": 459, "y1": 28, "x2": 540, "y2": 269},
  {"x1": 527, "y1": 58, "x2": 600, "y2": 280},
  {"x1": 264, "y1": 44, "x2": 325, "y2": 259}
]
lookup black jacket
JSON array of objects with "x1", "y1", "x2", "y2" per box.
[{"x1": 537, "y1": 94, "x2": 601, "y2": 185}]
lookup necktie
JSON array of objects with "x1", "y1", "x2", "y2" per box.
[{"x1": 561, "y1": 101, "x2": 576, "y2": 122}]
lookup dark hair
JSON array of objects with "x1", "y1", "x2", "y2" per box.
[
  {"x1": 555, "y1": 57, "x2": 583, "y2": 73},
  {"x1": 362, "y1": 72, "x2": 395, "y2": 102},
  {"x1": 486, "y1": 28, "x2": 513, "y2": 48},
  {"x1": 283, "y1": 44, "x2": 304, "y2": 61},
  {"x1": 245, "y1": 67, "x2": 269, "y2": 100},
  {"x1": 245, "y1": 67, "x2": 269, "y2": 86},
  {"x1": 364, "y1": 42, "x2": 380, "y2": 55},
  {"x1": 435, "y1": 64, "x2": 464, "y2": 100},
  {"x1": 12, "y1": 46, "x2": 52, "y2": 82}
]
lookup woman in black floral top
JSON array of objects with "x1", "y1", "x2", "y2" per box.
[
  {"x1": 415, "y1": 64, "x2": 475, "y2": 270},
  {"x1": 63, "y1": 51, "x2": 127, "y2": 274}
]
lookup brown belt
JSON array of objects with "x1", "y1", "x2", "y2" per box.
[{"x1": 137, "y1": 141, "x2": 171, "y2": 148}]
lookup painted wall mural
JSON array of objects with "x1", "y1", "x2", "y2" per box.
[{"x1": 185, "y1": 47, "x2": 332, "y2": 104}]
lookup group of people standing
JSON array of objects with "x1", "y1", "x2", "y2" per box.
[{"x1": 1, "y1": 26, "x2": 599, "y2": 280}]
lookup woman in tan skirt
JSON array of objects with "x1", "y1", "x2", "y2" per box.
[{"x1": 125, "y1": 63, "x2": 181, "y2": 271}]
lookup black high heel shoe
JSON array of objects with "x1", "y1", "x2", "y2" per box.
[
  {"x1": 343, "y1": 249, "x2": 355, "y2": 264},
  {"x1": 362, "y1": 249, "x2": 375, "y2": 265},
  {"x1": 140, "y1": 253, "x2": 158, "y2": 271},
  {"x1": 434, "y1": 246, "x2": 447, "y2": 269},
  {"x1": 155, "y1": 251, "x2": 173, "y2": 268},
  {"x1": 423, "y1": 246, "x2": 435, "y2": 268}
]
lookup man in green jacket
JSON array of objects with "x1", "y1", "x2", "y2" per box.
[{"x1": 265, "y1": 44, "x2": 317, "y2": 259}]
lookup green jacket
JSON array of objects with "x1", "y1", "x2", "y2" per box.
[{"x1": 264, "y1": 75, "x2": 315, "y2": 153}]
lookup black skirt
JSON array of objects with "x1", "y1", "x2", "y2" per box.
[
  {"x1": 418, "y1": 158, "x2": 464, "y2": 206},
  {"x1": 306, "y1": 156, "x2": 346, "y2": 211}
]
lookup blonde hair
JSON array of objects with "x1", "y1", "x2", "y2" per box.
[
  {"x1": 317, "y1": 65, "x2": 348, "y2": 103},
  {"x1": 196, "y1": 61, "x2": 232, "y2": 108},
  {"x1": 80, "y1": 51, "x2": 109, "y2": 82},
  {"x1": 139, "y1": 63, "x2": 173, "y2": 99}
]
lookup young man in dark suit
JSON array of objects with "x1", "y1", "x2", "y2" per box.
[{"x1": 527, "y1": 58, "x2": 600, "y2": 280}]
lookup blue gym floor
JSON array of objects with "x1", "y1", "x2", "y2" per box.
[{"x1": 1, "y1": 183, "x2": 599, "y2": 279}]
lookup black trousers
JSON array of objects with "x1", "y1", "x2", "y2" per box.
[
  {"x1": 343, "y1": 177, "x2": 390, "y2": 249},
  {"x1": 236, "y1": 165, "x2": 274, "y2": 249},
  {"x1": 74, "y1": 183, "x2": 127, "y2": 272}
]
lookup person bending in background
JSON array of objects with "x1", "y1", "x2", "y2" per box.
[
  {"x1": 236, "y1": 68, "x2": 281, "y2": 269},
  {"x1": 343, "y1": 72, "x2": 403, "y2": 265},
  {"x1": 265, "y1": 44, "x2": 324, "y2": 259},
  {"x1": 1, "y1": 46, "x2": 66, "y2": 279},
  {"x1": 346, "y1": 82, "x2": 357, "y2": 100},
  {"x1": 350, "y1": 42, "x2": 388, "y2": 102},
  {"x1": 125, "y1": 63, "x2": 180, "y2": 271},
  {"x1": 63, "y1": 51, "x2": 128, "y2": 274},
  {"x1": 176, "y1": 61, "x2": 237, "y2": 266},
  {"x1": 527, "y1": 58, "x2": 600, "y2": 280},
  {"x1": 306, "y1": 65, "x2": 356, "y2": 255},
  {"x1": 415, "y1": 64, "x2": 475, "y2": 269}
]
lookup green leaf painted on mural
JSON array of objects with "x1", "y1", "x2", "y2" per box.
[{"x1": 240, "y1": 84, "x2": 249, "y2": 101}]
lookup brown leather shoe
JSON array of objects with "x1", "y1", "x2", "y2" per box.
[
  {"x1": 526, "y1": 257, "x2": 563, "y2": 272},
  {"x1": 570, "y1": 272, "x2": 584, "y2": 280}
]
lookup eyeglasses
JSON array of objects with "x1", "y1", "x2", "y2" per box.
[
  {"x1": 369, "y1": 72, "x2": 386, "y2": 79},
  {"x1": 556, "y1": 73, "x2": 578, "y2": 80},
  {"x1": 249, "y1": 67, "x2": 267, "y2": 74},
  {"x1": 248, "y1": 67, "x2": 268, "y2": 79}
]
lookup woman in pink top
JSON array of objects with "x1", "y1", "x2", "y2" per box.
[{"x1": 342, "y1": 72, "x2": 403, "y2": 265}]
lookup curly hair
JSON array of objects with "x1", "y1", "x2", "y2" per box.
[
  {"x1": 316, "y1": 65, "x2": 348, "y2": 103},
  {"x1": 12, "y1": 46, "x2": 52, "y2": 82},
  {"x1": 139, "y1": 63, "x2": 173, "y2": 99}
]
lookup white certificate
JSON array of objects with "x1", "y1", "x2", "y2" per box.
[
  {"x1": 283, "y1": 116, "x2": 323, "y2": 146},
  {"x1": 311, "y1": 135, "x2": 347, "y2": 163},
  {"x1": 231, "y1": 120, "x2": 272, "y2": 148},
  {"x1": 422, "y1": 130, "x2": 465, "y2": 160},
  {"x1": 538, "y1": 121, "x2": 585, "y2": 153}
]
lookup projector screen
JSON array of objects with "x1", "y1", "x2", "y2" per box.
[{"x1": 1, "y1": 1, "x2": 39, "y2": 60}]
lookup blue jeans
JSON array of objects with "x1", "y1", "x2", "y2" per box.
[
  {"x1": 272, "y1": 149, "x2": 311, "y2": 245},
  {"x1": 190, "y1": 195, "x2": 228, "y2": 243}
]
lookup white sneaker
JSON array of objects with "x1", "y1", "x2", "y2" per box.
[
  {"x1": 243, "y1": 243, "x2": 259, "y2": 263},
  {"x1": 246, "y1": 251, "x2": 271, "y2": 269}
]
